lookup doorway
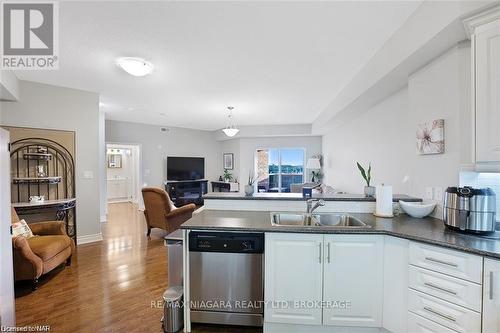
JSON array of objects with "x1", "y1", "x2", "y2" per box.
[{"x1": 105, "y1": 143, "x2": 142, "y2": 209}]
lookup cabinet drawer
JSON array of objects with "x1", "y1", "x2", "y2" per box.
[
  {"x1": 407, "y1": 311, "x2": 457, "y2": 333},
  {"x1": 408, "y1": 289, "x2": 481, "y2": 333},
  {"x1": 409, "y1": 265, "x2": 482, "y2": 312},
  {"x1": 409, "y1": 242, "x2": 483, "y2": 283}
]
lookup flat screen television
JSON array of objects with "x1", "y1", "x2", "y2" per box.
[{"x1": 167, "y1": 156, "x2": 205, "y2": 181}]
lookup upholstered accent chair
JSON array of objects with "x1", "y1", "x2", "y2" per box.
[
  {"x1": 141, "y1": 187, "x2": 196, "y2": 236},
  {"x1": 11, "y1": 208, "x2": 75, "y2": 289}
]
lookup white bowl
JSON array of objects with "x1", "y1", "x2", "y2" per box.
[{"x1": 399, "y1": 200, "x2": 436, "y2": 218}]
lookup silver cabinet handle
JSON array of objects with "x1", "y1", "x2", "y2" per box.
[
  {"x1": 490, "y1": 271, "x2": 494, "y2": 300},
  {"x1": 318, "y1": 243, "x2": 322, "y2": 264},
  {"x1": 424, "y1": 282, "x2": 457, "y2": 295},
  {"x1": 327, "y1": 242, "x2": 331, "y2": 263},
  {"x1": 424, "y1": 257, "x2": 458, "y2": 267},
  {"x1": 423, "y1": 306, "x2": 456, "y2": 322}
]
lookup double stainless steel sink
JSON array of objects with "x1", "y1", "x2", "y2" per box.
[{"x1": 271, "y1": 212, "x2": 371, "y2": 228}]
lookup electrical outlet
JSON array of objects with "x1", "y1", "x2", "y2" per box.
[
  {"x1": 425, "y1": 187, "x2": 433, "y2": 200},
  {"x1": 434, "y1": 187, "x2": 443, "y2": 202}
]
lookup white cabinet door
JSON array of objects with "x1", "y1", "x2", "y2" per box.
[
  {"x1": 483, "y1": 258, "x2": 500, "y2": 333},
  {"x1": 264, "y1": 233, "x2": 324, "y2": 325},
  {"x1": 475, "y1": 19, "x2": 500, "y2": 162},
  {"x1": 322, "y1": 235, "x2": 384, "y2": 327},
  {"x1": 383, "y1": 236, "x2": 409, "y2": 333}
]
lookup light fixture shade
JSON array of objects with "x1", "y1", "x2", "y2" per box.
[
  {"x1": 306, "y1": 158, "x2": 321, "y2": 169},
  {"x1": 222, "y1": 106, "x2": 239, "y2": 137},
  {"x1": 116, "y1": 57, "x2": 153, "y2": 77},
  {"x1": 222, "y1": 128, "x2": 240, "y2": 137}
]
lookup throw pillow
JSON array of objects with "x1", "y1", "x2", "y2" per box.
[{"x1": 11, "y1": 219, "x2": 35, "y2": 238}]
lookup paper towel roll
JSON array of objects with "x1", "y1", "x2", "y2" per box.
[{"x1": 375, "y1": 184, "x2": 393, "y2": 217}]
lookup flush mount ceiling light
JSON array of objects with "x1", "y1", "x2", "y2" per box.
[
  {"x1": 222, "y1": 106, "x2": 240, "y2": 137},
  {"x1": 116, "y1": 57, "x2": 153, "y2": 77}
]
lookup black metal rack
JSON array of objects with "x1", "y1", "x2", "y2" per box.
[{"x1": 10, "y1": 138, "x2": 76, "y2": 241}]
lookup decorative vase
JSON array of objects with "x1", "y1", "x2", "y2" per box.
[
  {"x1": 364, "y1": 186, "x2": 376, "y2": 197},
  {"x1": 244, "y1": 185, "x2": 254, "y2": 196}
]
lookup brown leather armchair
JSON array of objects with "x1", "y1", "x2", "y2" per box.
[
  {"x1": 141, "y1": 187, "x2": 196, "y2": 236},
  {"x1": 11, "y1": 208, "x2": 75, "y2": 289}
]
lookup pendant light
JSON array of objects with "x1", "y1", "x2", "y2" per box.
[{"x1": 222, "y1": 106, "x2": 240, "y2": 137}]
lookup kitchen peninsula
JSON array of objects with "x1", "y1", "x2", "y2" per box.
[
  {"x1": 182, "y1": 193, "x2": 500, "y2": 333},
  {"x1": 203, "y1": 192, "x2": 422, "y2": 213}
]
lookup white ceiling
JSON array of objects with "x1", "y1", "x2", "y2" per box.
[{"x1": 14, "y1": 1, "x2": 422, "y2": 130}]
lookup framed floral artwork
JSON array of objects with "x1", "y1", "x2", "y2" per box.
[{"x1": 417, "y1": 119, "x2": 444, "y2": 155}]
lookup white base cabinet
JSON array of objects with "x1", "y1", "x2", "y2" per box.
[
  {"x1": 264, "y1": 233, "x2": 323, "y2": 325},
  {"x1": 264, "y1": 233, "x2": 497, "y2": 333},
  {"x1": 264, "y1": 233, "x2": 383, "y2": 330},
  {"x1": 382, "y1": 236, "x2": 409, "y2": 333},
  {"x1": 407, "y1": 312, "x2": 457, "y2": 333},
  {"x1": 483, "y1": 258, "x2": 500, "y2": 333},
  {"x1": 322, "y1": 235, "x2": 383, "y2": 327}
]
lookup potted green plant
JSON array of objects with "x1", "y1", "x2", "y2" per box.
[
  {"x1": 223, "y1": 169, "x2": 233, "y2": 182},
  {"x1": 245, "y1": 172, "x2": 257, "y2": 196},
  {"x1": 356, "y1": 162, "x2": 375, "y2": 197}
]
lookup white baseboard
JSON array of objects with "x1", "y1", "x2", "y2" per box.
[
  {"x1": 77, "y1": 233, "x2": 103, "y2": 245},
  {"x1": 100, "y1": 215, "x2": 107, "y2": 223}
]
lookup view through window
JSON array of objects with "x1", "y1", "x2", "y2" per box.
[{"x1": 256, "y1": 148, "x2": 305, "y2": 192}]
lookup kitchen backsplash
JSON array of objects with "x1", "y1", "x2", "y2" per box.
[{"x1": 460, "y1": 172, "x2": 500, "y2": 222}]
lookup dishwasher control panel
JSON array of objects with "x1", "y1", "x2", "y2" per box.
[{"x1": 189, "y1": 231, "x2": 264, "y2": 253}]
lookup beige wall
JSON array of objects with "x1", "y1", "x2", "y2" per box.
[{"x1": 0, "y1": 80, "x2": 101, "y2": 240}]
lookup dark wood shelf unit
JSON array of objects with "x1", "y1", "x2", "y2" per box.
[{"x1": 165, "y1": 179, "x2": 208, "y2": 206}]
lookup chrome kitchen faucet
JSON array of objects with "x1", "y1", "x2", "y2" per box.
[{"x1": 306, "y1": 198, "x2": 325, "y2": 214}]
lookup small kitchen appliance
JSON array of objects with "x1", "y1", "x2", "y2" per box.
[{"x1": 443, "y1": 186, "x2": 496, "y2": 233}]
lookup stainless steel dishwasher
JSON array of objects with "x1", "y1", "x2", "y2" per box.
[{"x1": 189, "y1": 231, "x2": 264, "y2": 327}]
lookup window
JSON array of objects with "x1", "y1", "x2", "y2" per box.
[{"x1": 255, "y1": 148, "x2": 305, "y2": 193}]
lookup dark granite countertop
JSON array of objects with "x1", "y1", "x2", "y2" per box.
[
  {"x1": 181, "y1": 210, "x2": 500, "y2": 259},
  {"x1": 203, "y1": 192, "x2": 422, "y2": 202}
]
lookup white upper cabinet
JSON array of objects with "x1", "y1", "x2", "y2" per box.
[
  {"x1": 483, "y1": 258, "x2": 500, "y2": 333},
  {"x1": 264, "y1": 233, "x2": 324, "y2": 325},
  {"x1": 322, "y1": 235, "x2": 384, "y2": 327},
  {"x1": 475, "y1": 20, "x2": 500, "y2": 163},
  {"x1": 464, "y1": 6, "x2": 500, "y2": 164}
]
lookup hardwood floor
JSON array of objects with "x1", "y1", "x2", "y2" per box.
[{"x1": 15, "y1": 202, "x2": 262, "y2": 333}]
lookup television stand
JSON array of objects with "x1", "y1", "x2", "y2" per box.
[{"x1": 164, "y1": 179, "x2": 208, "y2": 206}]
